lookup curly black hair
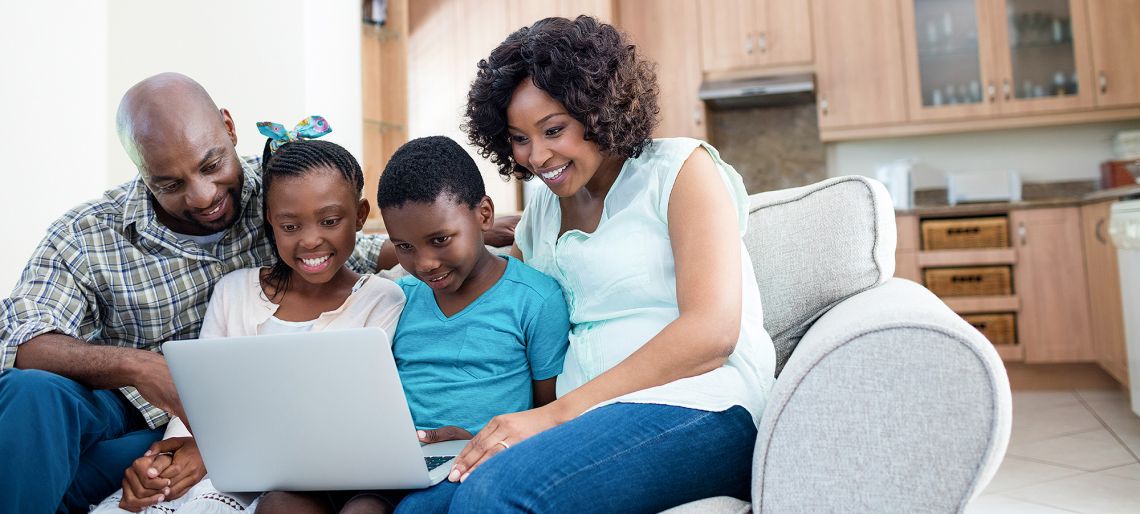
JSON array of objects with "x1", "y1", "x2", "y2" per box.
[
  {"x1": 464, "y1": 15, "x2": 659, "y2": 181},
  {"x1": 376, "y1": 135, "x2": 486, "y2": 210},
  {"x1": 260, "y1": 138, "x2": 364, "y2": 298}
]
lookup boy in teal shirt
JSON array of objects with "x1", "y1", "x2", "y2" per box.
[
  {"x1": 380, "y1": 136, "x2": 569, "y2": 438},
  {"x1": 255, "y1": 136, "x2": 569, "y2": 514}
]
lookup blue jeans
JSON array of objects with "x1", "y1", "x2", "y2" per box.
[
  {"x1": 0, "y1": 368, "x2": 164, "y2": 514},
  {"x1": 395, "y1": 403, "x2": 757, "y2": 513}
]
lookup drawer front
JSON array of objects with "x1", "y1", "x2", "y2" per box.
[
  {"x1": 922, "y1": 217, "x2": 1009, "y2": 250},
  {"x1": 924, "y1": 266, "x2": 1013, "y2": 297}
]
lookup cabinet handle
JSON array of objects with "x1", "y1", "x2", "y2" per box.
[
  {"x1": 820, "y1": 98, "x2": 829, "y2": 115},
  {"x1": 757, "y1": 32, "x2": 767, "y2": 52},
  {"x1": 1003, "y1": 79, "x2": 1012, "y2": 101},
  {"x1": 745, "y1": 32, "x2": 754, "y2": 55},
  {"x1": 692, "y1": 107, "x2": 702, "y2": 127},
  {"x1": 987, "y1": 82, "x2": 996, "y2": 103},
  {"x1": 1096, "y1": 218, "x2": 1107, "y2": 245},
  {"x1": 1018, "y1": 222, "x2": 1026, "y2": 246},
  {"x1": 1099, "y1": 71, "x2": 1108, "y2": 94}
]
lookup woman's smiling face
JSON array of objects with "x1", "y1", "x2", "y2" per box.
[{"x1": 505, "y1": 80, "x2": 608, "y2": 198}]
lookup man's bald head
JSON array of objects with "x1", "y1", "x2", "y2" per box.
[
  {"x1": 114, "y1": 73, "x2": 244, "y2": 235},
  {"x1": 116, "y1": 73, "x2": 231, "y2": 168}
]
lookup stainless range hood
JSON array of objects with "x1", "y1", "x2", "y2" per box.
[{"x1": 698, "y1": 73, "x2": 815, "y2": 109}]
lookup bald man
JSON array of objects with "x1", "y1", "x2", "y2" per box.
[{"x1": 0, "y1": 73, "x2": 518, "y2": 513}]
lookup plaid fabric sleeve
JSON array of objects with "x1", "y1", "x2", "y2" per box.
[
  {"x1": 0, "y1": 224, "x2": 99, "y2": 372},
  {"x1": 348, "y1": 232, "x2": 388, "y2": 275}
]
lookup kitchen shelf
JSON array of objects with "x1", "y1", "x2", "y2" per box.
[
  {"x1": 943, "y1": 295, "x2": 1020, "y2": 314},
  {"x1": 918, "y1": 248, "x2": 1017, "y2": 267}
]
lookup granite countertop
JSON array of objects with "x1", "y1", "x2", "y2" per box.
[{"x1": 896, "y1": 182, "x2": 1140, "y2": 216}]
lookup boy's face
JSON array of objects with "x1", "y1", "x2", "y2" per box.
[{"x1": 382, "y1": 195, "x2": 495, "y2": 295}]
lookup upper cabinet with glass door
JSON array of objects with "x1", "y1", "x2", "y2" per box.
[
  {"x1": 989, "y1": 0, "x2": 1095, "y2": 114},
  {"x1": 900, "y1": 0, "x2": 998, "y2": 121},
  {"x1": 901, "y1": 0, "x2": 1095, "y2": 121}
]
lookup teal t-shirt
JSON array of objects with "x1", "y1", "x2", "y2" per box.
[{"x1": 394, "y1": 256, "x2": 570, "y2": 434}]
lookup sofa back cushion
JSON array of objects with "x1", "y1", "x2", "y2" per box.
[{"x1": 745, "y1": 176, "x2": 896, "y2": 375}]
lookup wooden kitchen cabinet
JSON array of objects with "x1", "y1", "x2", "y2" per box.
[
  {"x1": 1081, "y1": 200, "x2": 1130, "y2": 385},
  {"x1": 900, "y1": 0, "x2": 1094, "y2": 122},
  {"x1": 1086, "y1": 0, "x2": 1140, "y2": 108},
  {"x1": 509, "y1": 0, "x2": 614, "y2": 28},
  {"x1": 1011, "y1": 207, "x2": 1095, "y2": 363},
  {"x1": 698, "y1": 0, "x2": 813, "y2": 75},
  {"x1": 618, "y1": 0, "x2": 707, "y2": 139},
  {"x1": 895, "y1": 214, "x2": 922, "y2": 282},
  {"x1": 812, "y1": 0, "x2": 910, "y2": 130}
]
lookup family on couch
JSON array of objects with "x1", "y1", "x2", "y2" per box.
[{"x1": 0, "y1": 16, "x2": 776, "y2": 514}]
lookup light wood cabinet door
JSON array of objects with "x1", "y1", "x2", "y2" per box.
[
  {"x1": 698, "y1": 0, "x2": 812, "y2": 74},
  {"x1": 762, "y1": 0, "x2": 813, "y2": 66},
  {"x1": 698, "y1": 0, "x2": 759, "y2": 73},
  {"x1": 618, "y1": 0, "x2": 707, "y2": 139},
  {"x1": 987, "y1": 0, "x2": 1096, "y2": 115},
  {"x1": 1081, "y1": 201, "x2": 1130, "y2": 385},
  {"x1": 1087, "y1": 0, "x2": 1140, "y2": 107},
  {"x1": 812, "y1": 0, "x2": 910, "y2": 129},
  {"x1": 1012, "y1": 207, "x2": 1095, "y2": 363},
  {"x1": 895, "y1": 214, "x2": 921, "y2": 282},
  {"x1": 509, "y1": 0, "x2": 615, "y2": 28}
]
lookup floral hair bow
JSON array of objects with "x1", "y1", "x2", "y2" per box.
[{"x1": 256, "y1": 115, "x2": 332, "y2": 153}]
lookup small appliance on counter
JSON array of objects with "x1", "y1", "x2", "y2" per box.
[
  {"x1": 947, "y1": 170, "x2": 1022, "y2": 205},
  {"x1": 874, "y1": 159, "x2": 915, "y2": 210},
  {"x1": 1100, "y1": 159, "x2": 1140, "y2": 189}
]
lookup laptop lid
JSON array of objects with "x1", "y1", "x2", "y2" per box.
[{"x1": 163, "y1": 327, "x2": 442, "y2": 491}]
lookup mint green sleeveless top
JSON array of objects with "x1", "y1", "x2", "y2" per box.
[{"x1": 515, "y1": 138, "x2": 774, "y2": 424}]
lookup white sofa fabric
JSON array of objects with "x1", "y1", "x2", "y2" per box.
[{"x1": 664, "y1": 176, "x2": 1011, "y2": 513}]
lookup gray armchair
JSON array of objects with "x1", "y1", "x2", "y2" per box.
[{"x1": 667, "y1": 176, "x2": 1012, "y2": 513}]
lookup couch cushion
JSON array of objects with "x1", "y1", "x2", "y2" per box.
[{"x1": 745, "y1": 176, "x2": 895, "y2": 375}]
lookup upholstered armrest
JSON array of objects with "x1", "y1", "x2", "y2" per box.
[{"x1": 752, "y1": 278, "x2": 1011, "y2": 513}]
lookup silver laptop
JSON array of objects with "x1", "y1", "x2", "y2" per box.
[{"x1": 162, "y1": 327, "x2": 464, "y2": 492}]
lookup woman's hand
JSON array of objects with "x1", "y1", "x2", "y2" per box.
[
  {"x1": 119, "y1": 436, "x2": 206, "y2": 511},
  {"x1": 155, "y1": 437, "x2": 207, "y2": 501},
  {"x1": 449, "y1": 404, "x2": 564, "y2": 482}
]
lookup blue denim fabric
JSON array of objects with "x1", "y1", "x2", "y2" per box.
[
  {"x1": 396, "y1": 403, "x2": 756, "y2": 513},
  {"x1": 0, "y1": 369, "x2": 163, "y2": 513}
]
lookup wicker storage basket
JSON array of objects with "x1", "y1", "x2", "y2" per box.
[
  {"x1": 921, "y1": 217, "x2": 1009, "y2": 250},
  {"x1": 962, "y1": 313, "x2": 1017, "y2": 345},
  {"x1": 924, "y1": 266, "x2": 1012, "y2": 297}
]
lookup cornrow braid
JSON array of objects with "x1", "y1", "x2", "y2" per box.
[{"x1": 260, "y1": 139, "x2": 364, "y2": 299}]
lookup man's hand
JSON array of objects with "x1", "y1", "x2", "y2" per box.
[
  {"x1": 485, "y1": 214, "x2": 521, "y2": 248},
  {"x1": 131, "y1": 351, "x2": 186, "y2": 422},
  {"x1": 418, "y1": 425, "x2": 473, "y2": 444}
]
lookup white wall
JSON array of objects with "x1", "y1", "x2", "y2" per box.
[
  {"x1": 0, "y1": 1, "x2": 109, "y2": 295},
  {"x1": 1, "y1": 0, "x2": 362, "y2": 294},
  {"x1": 827, "y1": 121, "x2": 1140, "y2": 190},
  {"x1": 105, "y1": 0, "x2": 362, "y2": 185}
]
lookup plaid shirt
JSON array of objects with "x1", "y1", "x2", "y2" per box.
[{"x1": 0, "y1": 156, "x2": 385, "y2": 428}]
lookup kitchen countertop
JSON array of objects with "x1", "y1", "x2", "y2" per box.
[{"x1": 897, "y1": 183, "x2": 1140, "y2": 216}]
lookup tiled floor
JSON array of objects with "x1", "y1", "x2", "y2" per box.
[{"x1": 966, "y1": 389, "x2": 1140, "y2": 514}]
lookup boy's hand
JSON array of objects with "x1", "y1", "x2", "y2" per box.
[
  {"x1": 418, "y1": 426, "x2": 473, "y2": 443},
  {"x1": 485, "y1": 214, "x2": 520, "y2": 248}
]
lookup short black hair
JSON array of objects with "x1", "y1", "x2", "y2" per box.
[
  {"x1": 377, "y1": 136, "x2": 486, "y2": 210},
  {"x1": 260, "y1": 138, "x2": 364, "y2": 298},
  {"x1": 465, "y1": 15, "x2": 659, "y2": 180}
]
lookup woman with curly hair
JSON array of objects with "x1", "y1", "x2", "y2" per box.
[{"x1": 395, "y1": 15, "x2": 776, "y2": 513}]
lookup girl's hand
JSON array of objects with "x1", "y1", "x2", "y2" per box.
[
  {"x1": 448, "y1": 404, "x2": 563, "y2": 482},
  {"x1": 418, "y1": 425, "x2": 473, "y2": 443}
]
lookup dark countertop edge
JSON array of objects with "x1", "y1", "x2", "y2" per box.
[{"x1": 897, "y1": 184, "x2": 1140, "y2": 216}]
